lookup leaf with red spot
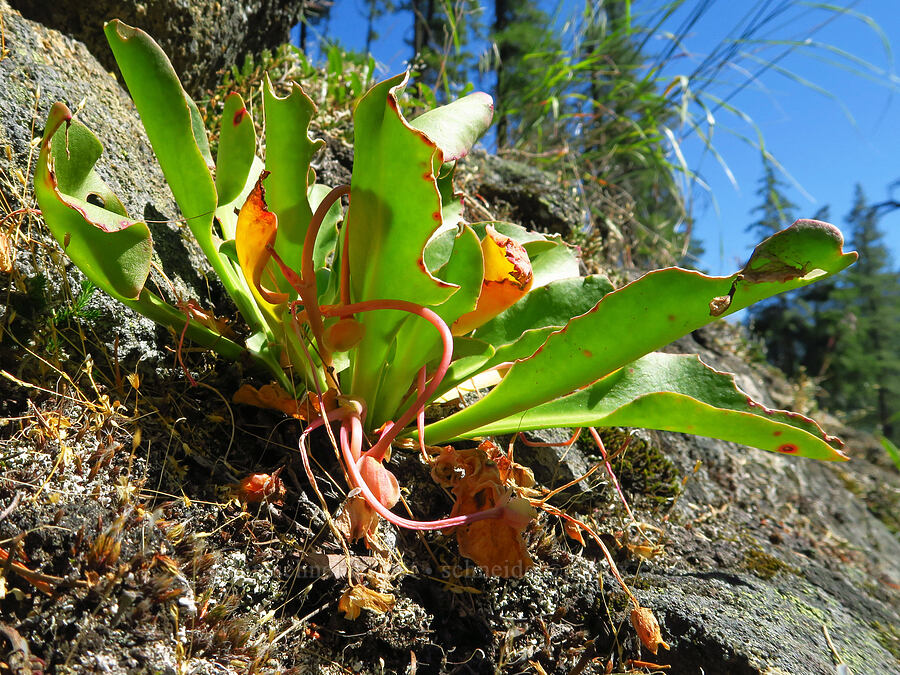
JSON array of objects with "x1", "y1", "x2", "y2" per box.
[
  {"x1": 437, "y1": 352, "x2": 847, "y2": 461},
  {"x1": 104, "y1": 20, "x2": 216, "y2": 243},
  {"x1": 423, "y1": 222, "x2": 856, "y2": 446}
]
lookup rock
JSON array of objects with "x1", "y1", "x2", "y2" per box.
[
  {"x1": 636, "y1": 323, "x2": 900, "y2": 673},
  {"x1": 0, "y1": 1, "x2": 227, "y2": 389},
  {"x1": 463, "y1": 150, "x2": 586, "y2": 238},
  {"x1": 7, "y1": 0, "x2": 309, "y2": 98}
]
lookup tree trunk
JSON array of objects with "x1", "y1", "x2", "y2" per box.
[{"x1": 494, "y1": 0, "x2": 509, "y2": 148}]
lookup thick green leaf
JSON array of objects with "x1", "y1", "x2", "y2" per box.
[
  {"x1": 309, "y1": 183, "x2": 345, "y2": 270},
  {"x1": 49, "y1": 115, "x2": 127, "y2": 218},
  {"x1": 527, "y1": 238, "x2": 581, "y2": 288},
  {"x1": 216, "y1": 92, "x2": 256, "y2": 205},
  {"x1": 410, "y1": 92, "x2": 493, "y2": 161},
  {"x1": 35, "y1": 103, "x2": 151, "y2": 300},
  {"x1": 422, "y1": 222, "x2": 857, "y2": 443},
  {"x1": 435, "y1": 275, "x2": 616, "y2": 395},
  {"x1": 449, "y1": 353, "x2": 846, "y2": 461},
  {"x1": 105, "y1": 21, "x2": 271, "y2": 342},
  {"x1": 423, "y1": 226, "x2": 459, "y2": 273},
  {"x1": 381, "y1": 225, "x2": 485, "y2": 418},
  {"x1": 104, "y1": 20, "x2": 216, "y2": 233},
  {"x1": 345, "y1": 73, "x2": 458, "y2": 422},
  {"x1": 263, "y1": 78, "x2": 324, "y2": 276},
  {"x1": 216, "y1": 155, "x2": 266, "y2": 241},
  {"x1": 474, "y1": 275, "x2": 615, "y2": 347},
  {"x1": 441, "y1": 337, "x2": 495, "y2": 390}
]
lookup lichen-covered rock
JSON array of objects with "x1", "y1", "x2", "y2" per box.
[
  {"x1": 463, "y1": 150, "x2": 585, "y2": 238},
  {"x1": 7, "y1": 0, "x2": 309, "y2": 98},
  {"x1": 640, "y1": 324, "x2": 900, "y2": 673},
  {"x1": 0, "y1": 1, "x2": 224, "y2": 376}
]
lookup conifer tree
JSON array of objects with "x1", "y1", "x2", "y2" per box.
[
  {"x1": 492, "y1": 0, "x2": 560, "y2": 148},
  {"x1": 746, "y1": 160, "x2": 799, "y2": 238},
  {"x1": 824, "y1": 186, "x2": 900, "y2": 441},
  {"x1": 406, "y1": 0, "x2": 483, "y2": 98}
]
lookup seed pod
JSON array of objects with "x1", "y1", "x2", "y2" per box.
[{"x1": 630, "y1": 606, "x2": 670, "y2": 655}]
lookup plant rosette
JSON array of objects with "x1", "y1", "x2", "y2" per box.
[{"x1": 35, "y1": 19, "x2": 855, "y2": 601}]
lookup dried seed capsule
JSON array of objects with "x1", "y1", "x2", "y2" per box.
[{"x1": 630, "y1": 606, "x2": 670, "y2": 655}]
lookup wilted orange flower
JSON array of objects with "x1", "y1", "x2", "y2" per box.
[
  {"x1": 234, "y1": 469, "x2": 285, "y2": 504},
  {"x1": 430, "y1": 444, "x2": 535, "y2": 577},
  {"x1": 338, "y1": 584, "x2": 395, "y2": 619}
]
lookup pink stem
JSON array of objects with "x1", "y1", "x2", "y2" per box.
[
  {"x1": 518, "y1": 428, "x2": 582, "y2": 448},
  {"x1": 323, "y1": 299, "x2": 452, "y2": 449},
  {"x1": 588, "y1": 426, "x2": 637, "y2": 523},
  {"x1": 416, "y1": 366, "x2": 429, "y2": 463},
  {"x1": 302, "y1": 185, "x2": 350, "y2": 287},
  {"x1": 298, "y1": 407, "x2": 355, "y2": 509},
  {"x1": 340, "y1": 414, "x2": 507, "y2": 531}
]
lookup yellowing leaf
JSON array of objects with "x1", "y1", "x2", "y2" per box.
[
  {"x1": 338, "y1": 584, "x2": 395, "y2": 619},
  {"x1": 452, "y1": 225, "x2": 533, "y2": 335},
  {"x1": 235, "y1": 173, "x2": 289, "y2": 305}
]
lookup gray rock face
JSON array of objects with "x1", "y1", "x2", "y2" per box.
[
  {"x1": 8, "y1": 0, "x2": 307, "y2": 97},
  {"x1": 464, "y1": 150, "x2": 585, "y2": 237},
  {"x1": 0, "y1": 1, "x2": 218, "y2": 370},
  {"x1": 642, "y1": 325, "x2": 900, "y2": 673}
]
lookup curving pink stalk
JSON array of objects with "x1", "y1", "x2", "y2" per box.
[
  {"x1": 416, "y1": 366, "x2": 429, "y2": 463},
  {"x1": 589, "y1": 426, "x2": 637, "y2": 523},
  {"x1": 290, "y1": 274, "x2": 512, "y2": 532},
  {"x1": 323, "y1": 299, "x2": 452, "y2": 451},
  {"x1": 340, "y1": 414, "x2": 509, "y2": 531}
]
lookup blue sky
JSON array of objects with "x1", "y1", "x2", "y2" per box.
[{"x1": 299, "y1": 1, "x2": 900, "y2": 276}]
